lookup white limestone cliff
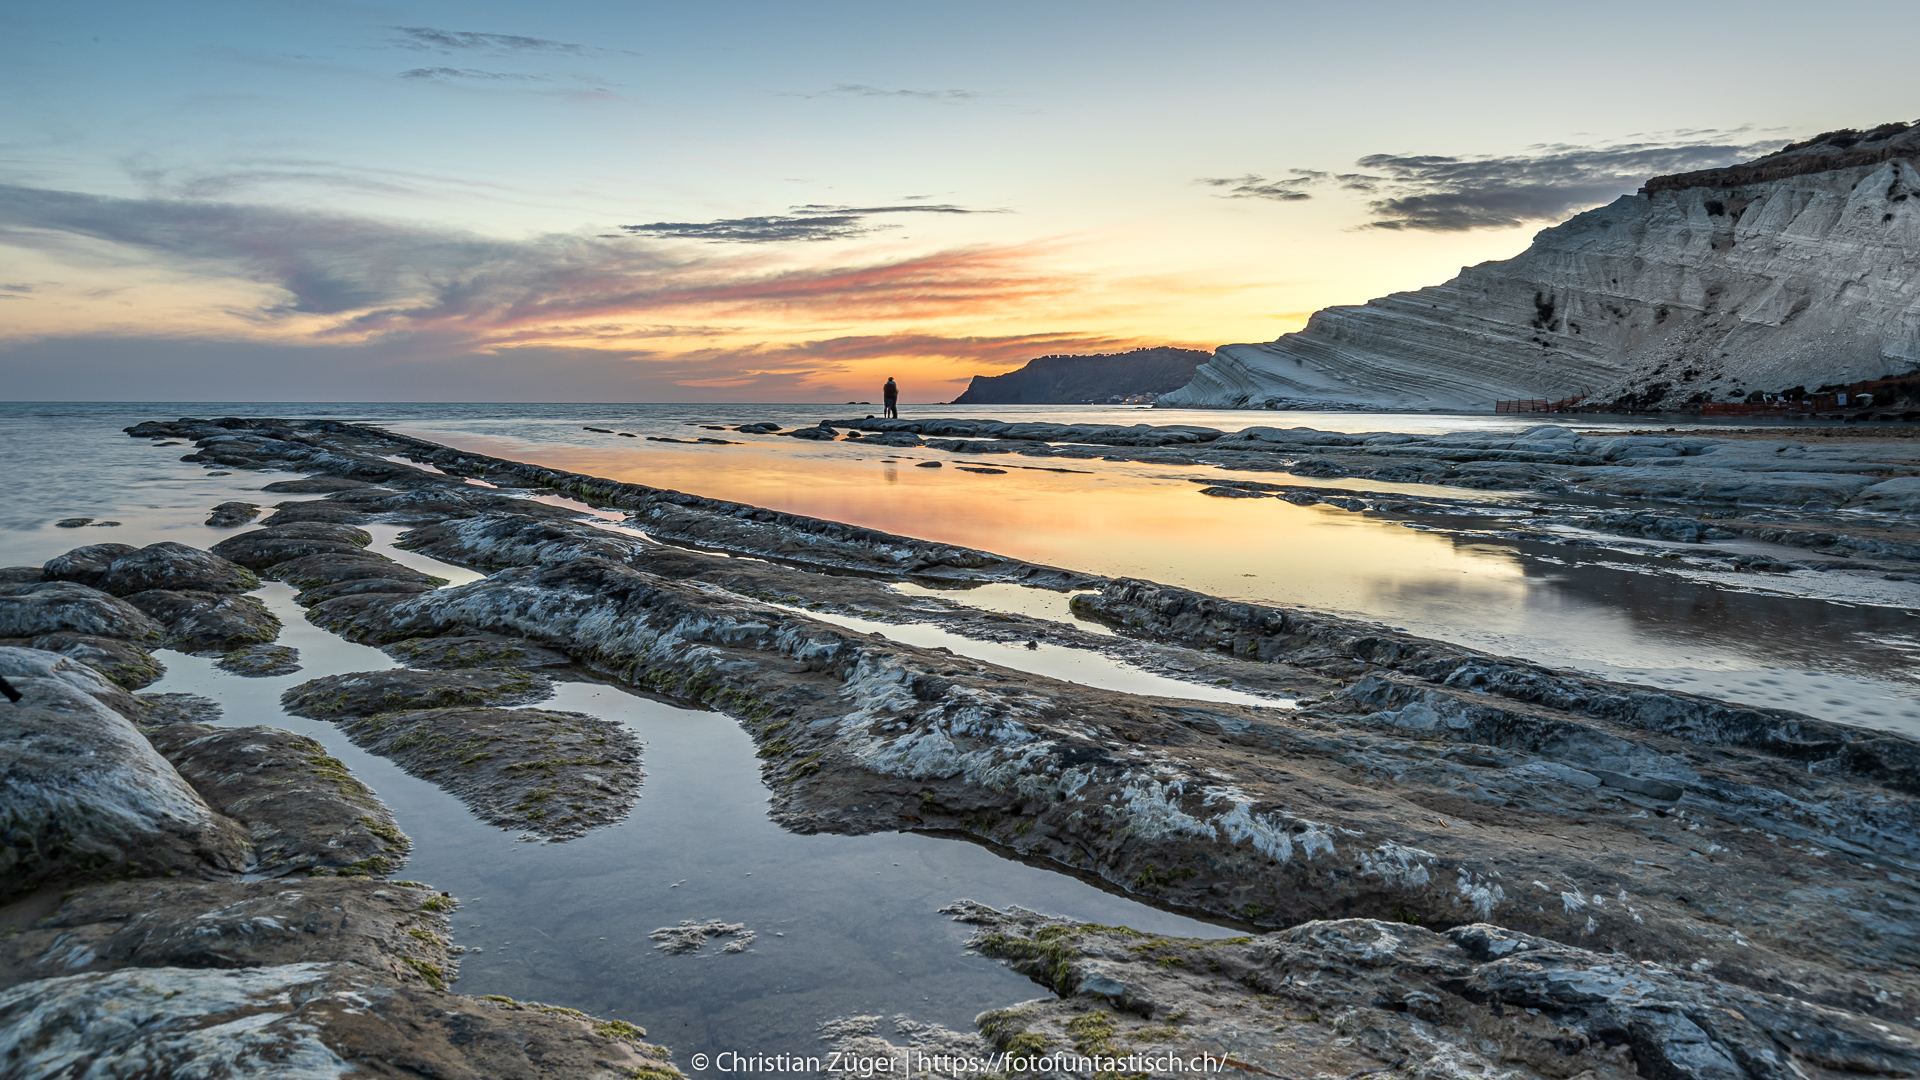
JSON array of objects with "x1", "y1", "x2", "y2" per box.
[{"x1": 1163, "y1": 124, "x2": 1920, "y2": 411}]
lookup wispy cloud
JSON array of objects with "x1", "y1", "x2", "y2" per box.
[
  {"x1": 0, "y1": 183, "x2": 1060, "y2": 342},
  {"x1": 1209, "y1": 129, "x2": 1785, "y2": 230},
  {"x1": 389, "y1": 26, "x2": 587, "y2": 54},
  {"x1": 1195, "y1": 172, "x2": 1323, "y2": 201},
  {"x1": 400, "y1": 67, "x2": 551, "y2": 82},
  {"x1": 619, "y1": 203, "x2": 1005, "y2": 244},
  {"x1": 783, "y1": 84, "x2": 980, "y2": 102}
]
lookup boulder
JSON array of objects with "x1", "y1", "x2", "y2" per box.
[
  {"x1": 0, "y1": 581, "x2": 164, "y2": 642},
  {"x1": 203, "y1": 501, "x2": 260, "y2": 527},
  {"x1": 215, "y1": 643, "x2": 301, "y2": 677},
  {"x1": 210, "y1": 523, "x2": 373, "y2": 570},
  {"x1": 122, "y1": 590, "x2": 280, "y2": 652},
  {"x1": 263, "y1": 551, "x2": 442, "y2": 597},
  {"x1": 143, "y1": 723, "x2": 408, "y2": 878},
  {"x1": 12, "y1": 632, "x2": 163, "y2": 689},
  {"x1": 40, "y1": 543, "x2": 138, "y2": 588},
  {"x1": 93, "y1": 542, "x2": 259, "y2": 596},
  {"x1": 0, "y1": 652, "x2": 248, "y2": 899}
]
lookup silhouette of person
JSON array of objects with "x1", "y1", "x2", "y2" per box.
[{"x1": 883, "y1": 377, "x2": 899, "y2": 419}]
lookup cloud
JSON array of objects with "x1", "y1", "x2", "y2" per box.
[
  {"x1": 1214, "y1": 130, "x2": 1784, "y2": 231},
  {"x1": 618, "y1": 203, "x2": 1003, "y2": 244},
  {"x1": 1195, "y1": 172, "x2": 1322, "y2": 201},
  {"x1": 0, "y1": 183, "x2": 1061, "y2": 343},
  {"x1": 389, "y1": 26, "x2": 586, "y2": 54},
  {"x1": 400, "y1": 67, "x2": 550, "y2": 82},
  {"x1": 784, "y1": 84, "x2": 979, "y2": 102}
]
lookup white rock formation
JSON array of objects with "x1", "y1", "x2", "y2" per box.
[{"x1": 1164, "y1": 124, "x2": 1920, "y2": 411}]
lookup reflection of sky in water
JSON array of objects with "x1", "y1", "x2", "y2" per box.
[
  {"x1": 392, "y1": 413, "x2": 1920, "y2": 735},
  {"x1": 3, "y1": 402, "x2": 1915, "y2": 734}
]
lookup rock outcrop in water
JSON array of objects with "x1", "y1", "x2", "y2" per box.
[
  {"x1": 953, "y1": 347, "x2": 1211, "y2": 405},
  {"x1": 1162, "y1": 122, "x2": 1920, "y2": 411}
]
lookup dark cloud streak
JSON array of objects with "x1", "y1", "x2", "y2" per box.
[
  {"x1": 1208, "y1": 131, "x2": 1783, "y2": 230},
  {"x1": 400, "y1": 67, "x2": 550, "y2": 82},
  {"x1": 389, "y1": 26, "x2": 587, "y2": 54},
  {"x1": 783, "y1": 85, "x2": 979, "y2": 102},
  {"x1": 1195, "y1": 173, "x2": 1320, "y2": 201},
  {"x1": 620, "y1": 204, "x2": 1003, "y2": 244}
]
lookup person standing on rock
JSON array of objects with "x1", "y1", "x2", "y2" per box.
[{"x1": 883, "y1": 377, "x2": 900, "y2": 419}]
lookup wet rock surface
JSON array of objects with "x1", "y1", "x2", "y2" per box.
[
  {"x1": 124, "y1": 588, "x2": 281, "y2": 652},
  {"x1": 0, "y1": 647, "x2": 248, "y2": 900},
  {"x1": 0, "y1": 878, "x2": 450, "y2": 992},
  {"x1": 0, "y1": 631, "x2": 164, "y2": 688},
  {"x1": 948, "y1": 900, "x2": 1919, "y2": 1080},
  {"x1": 382, "y1": 633, "x2": 571, "y2": 670},
  {"x1": 204, "y1": 500, "x2": 260, "y2": 527},
  {"x1": 80, "y1": 541, "x2": 260, "y2": 596},
  {"x1": 0, "y1": 956, "x2": 675, "y2": 1079},
  {"x1": 0, "y1": 580, "x2": 164, "y2": 642},
  {"x1": 142, "y1": 722, "x2": 410, "y2": 878},
  {"x1": 283, "y1": 667, "x2": 553, "y2": 718},
  {"x1": 209, "y1": 520, "x2": 374, "y2": 569},
  {"x1": 650, "y1": 920, "x2": 757, "y2": 955},
  {"x1": 39, "y1": 542, "x2": 138, "y2": 588},
  {"x1": 216, "y1": 641, "x2": 301, "y2": 676},
  {"x1": 333, "y1": 706, "x2": 643, "y2": 840}
]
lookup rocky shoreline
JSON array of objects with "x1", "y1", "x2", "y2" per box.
[{"x1": 3, "y1": 413, "x2": 1918, "y2": 1078}]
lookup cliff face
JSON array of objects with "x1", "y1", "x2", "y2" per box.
[
  {"x1": 1162, "y1": 123, "x2": 1920, "y2": 411},
  {"x1": 953, "y1": 347, "x2": 1209, "y2": 405}
]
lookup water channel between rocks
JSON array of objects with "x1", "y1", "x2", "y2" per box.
[{"x1": 142, "y1": 564, "x2": 1234, "y2": 1063}]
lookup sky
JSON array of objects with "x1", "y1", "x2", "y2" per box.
[{"x1": 1, "y1": 0, "x2": 1912, "y2": 402}]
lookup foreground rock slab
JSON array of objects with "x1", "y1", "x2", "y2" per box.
[
  {"x1": 0, "y1": 878, "x2": 452, "y2": 993},
  {"x1": 0, "y1": 647, "x2": 247, "y2": 899},
  {"x1": 949, "y1": 900, "x2": 1920, "y2": 1080},
  {"x1": 142, "y1": 722, "x2": 410, "y2": 878},
  {"x1": 0, "y1": 959, "x2": 675, "y2": 1079}
]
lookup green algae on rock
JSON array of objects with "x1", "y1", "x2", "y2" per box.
[
  {"x1": 334, "y1": 706, "x2": 643, "y2": 840},
  {"x1": 282, "y1": 667, "x2": 553, "y2": 718}
]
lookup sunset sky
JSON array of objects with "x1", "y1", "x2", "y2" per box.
[{"x1": 1, "y1": 0, "x2": 1910, "y2": 402}]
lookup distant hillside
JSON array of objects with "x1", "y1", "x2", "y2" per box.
[{"x1": 952, "y1": 347, "x2": 1212, "y2": 405}]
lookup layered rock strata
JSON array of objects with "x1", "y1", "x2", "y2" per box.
[{"x1": 1161, "y1": 122, "x2": 1920, "y2": 411}]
